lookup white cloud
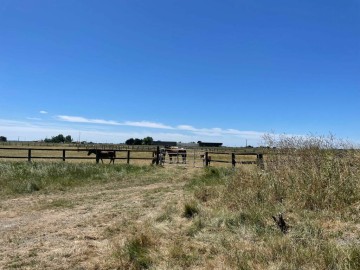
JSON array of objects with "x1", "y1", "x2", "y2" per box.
[
  {"x1": 57, "y1": 115, "x2": 173, "y2": 129},
  {"x1": 177, "y1": 125, "x2": 197, "y2": 131},
  {"x1": 57, "y1": 115, "x2": 121, "y2": 125},
  {"x1": 0, "y1": 116, "x2": 270, "y2": 146},
  {"x1": 40, "y1": 110, "x2": 48, "y2": 114},
  {"x1": 123, "y1": 121, "x2": 173, "y2": 129}
]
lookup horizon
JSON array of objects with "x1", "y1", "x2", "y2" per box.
[{"x1": 1, "y1": 1, "x2": 359, "y2": 147}]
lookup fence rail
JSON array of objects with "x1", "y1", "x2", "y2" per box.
[
  {"x1": 204, "y1": 151, "x2": 264, "y2": 169},
  {"x1": 0, "y1": 147, "x2": 265, "y2": 168},
  {"x1": 0, "y1": 147, "x2": 156, "y2": 164}
]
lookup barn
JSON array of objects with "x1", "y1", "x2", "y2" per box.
[
  {"x1": 198, "y1": 141, "x2": 223, "y2": 147},
  {"x1": 152, "y1": 141, "x2": 177, "y2": 147}
]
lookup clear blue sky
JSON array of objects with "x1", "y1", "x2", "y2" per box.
[{"x1": 1, "y1": 0, "x2": 359, "y2": 146}]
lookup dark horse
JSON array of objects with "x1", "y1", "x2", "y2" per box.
[
  {"x1": 165, "y1": 146, "x2": 187, "y2": 164},
  {"x1": 87, "y1": 149, "x2": 116, "y2": 164}
]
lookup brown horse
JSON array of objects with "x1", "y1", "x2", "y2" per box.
[
  {"x1": 88, "y1": 149, "x2": 116, "y2": 164},
  {"x1": 165, "y1": 146, "x2": 187, "y2": 164}
]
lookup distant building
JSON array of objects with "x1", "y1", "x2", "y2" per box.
[
  {"x1": 198, "y1": 141, "x2": 223, "y2": 147},
  {"x1": 152, "y1": 141, "x2": 177, "y2": 147},
  {"x1": 178, "y1": 142, "x2": 198, "y2": 148}
]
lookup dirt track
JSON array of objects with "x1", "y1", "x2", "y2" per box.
[{"x1": 0, "y1": 179, "x2": 187, "y2": 269}]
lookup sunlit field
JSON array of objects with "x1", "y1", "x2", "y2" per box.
[
  {"x1": 1, "y1": 136, "x2": 359, "y2": 269},
  {"x1": 0, "y1": 144, "x2": 260, "y2": 167}
]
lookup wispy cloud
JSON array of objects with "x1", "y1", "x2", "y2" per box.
[
  {"x1": 0, "y1": 115, "x2": 269, "y2": 146},
  {"x1": 177, "y1": 125, "x2": 197, "y2": 131},
  {"x1": 123, "y1": 121, "x2": 173, "y2": 129},
  {"x1": 40, "y1": 110, "x2": 48, "y2": 114},
  {"x1": 177, "y1": 124, "x2": 264, "y2": 138},
  {"x1": 55, "y1": 115, "x2": 266, "y2": 141},
  {"x1": 57, "y1": 115, "x2": 121, "y2": 125},
  {"x1": 57, "y1": 115, "x2": 173, "y2": 129}
]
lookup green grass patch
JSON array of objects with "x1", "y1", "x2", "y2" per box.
[
  {"x1": 0, "y1": 162, "x2": 160, "y2": 196},
  {"x1": 186, "y1": 167, "x2": 233, "y2": 190}
]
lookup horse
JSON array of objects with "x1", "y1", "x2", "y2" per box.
[
  {"x1": 165, "y1": 146, "x2": 187, "y2": 164},
  {"x1": 87, "y1": 149, "x2": 116, "y2": 164}
]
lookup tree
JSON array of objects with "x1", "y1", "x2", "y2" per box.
[
  {"x1": 125, "y1": 138, "x2": 135, "y2": 145},
  {"x1": 142, "y1": 136, "x2": 153, "y2": 145},
  {"x1": 44, "y1": 134, "x2": 73, "y2": 143},
  {"x1": 134, "y1": 138, "x2": 143, "y2": 145},
  {"x1": 65, "y1": 135, "x2": 73, "y2": 143},
  {"x1": 125, "y1": 137, "x2": 153, "y2": 145},
  {"x1": 0, "y1": 136, "x2": 7, "y2": 142}
]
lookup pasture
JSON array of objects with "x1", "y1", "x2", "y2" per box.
[
  {"x1": 1, "y1": 138, "x2": 360, "y2": 269},
  {"x1": 0, "y1": 145, "x2": 260, "y2": 168}
]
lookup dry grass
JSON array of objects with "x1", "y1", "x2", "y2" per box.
[
  {"x1": 0, "y1": 145, "x2": 258, "y2": 167},
  {"x1": 1, "y1": 136, "x2": 359, "y2": 269}
]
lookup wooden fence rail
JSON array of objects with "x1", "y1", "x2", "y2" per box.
[
  {"x1": 204, "y1": 151, "x2": 264, "y2": 169},
  {"x1": 0, "y1": 147, "x2": 265, "y2": 168},
  {"x1": 0, "y1": 147, "x2": 158, "y2": 164}
]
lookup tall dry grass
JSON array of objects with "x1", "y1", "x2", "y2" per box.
[{"x1": 185, "y1": 135, "x2": 360, "y2": 269}]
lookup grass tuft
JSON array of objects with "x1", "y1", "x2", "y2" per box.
[{"x1": 183, "y1": 201, "x2": 199, "y2": 219}]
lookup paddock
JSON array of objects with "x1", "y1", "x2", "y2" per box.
[{"x1": 0, "y1": 146, "x2": 264, "y2": 168}]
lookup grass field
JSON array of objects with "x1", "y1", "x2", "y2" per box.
[{"x1": 1, "y1": 137, "x2": 359, "y2": 269}]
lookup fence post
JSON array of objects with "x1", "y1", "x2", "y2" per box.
[
  {"x1": 28, "y1": 149, "x2": 31, "y2": 162},
  {"x1": 156, "y1": 146, "x2": 160, "y2": 165},
  {"x1": 63, "y1": 149, "x2": 66, "y2": 162},
  {"x1": 257, "y1": 153, "x2": 264, "y2": 169},
  {"x1": 127, "y1": 150, "x2": 130, "y2": 164},
  {"x1": 232, "y1": 153, "x2": 236, "y2": 168},
  {"x1": 205, "y1": 151, "x2": 209, "y2": 167}
]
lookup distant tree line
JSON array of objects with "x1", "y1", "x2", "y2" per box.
[
  {"x1": 44, "y1": 134, "x2": 73, "y2": 143},
  {"x1": 0, "y1": 136, "x2": 7, "y2": 142},
  {"x1": 125, "y1": 136, "x2": 153, "y2": 145}
]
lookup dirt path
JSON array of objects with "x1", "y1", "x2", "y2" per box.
[{"x1": 0, "y1": 180, "x2": 187, "y2": 269}]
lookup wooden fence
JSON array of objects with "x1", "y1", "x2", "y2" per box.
[
  {"x1": 0, "y1": 147, "x2": 265, "y2": 168},
  {"x1": 204, "y1": 151, "x2": 264, "y2": 169},
  {"x1": 0, "y1": 147, "x2": 157, "y2": 164}
]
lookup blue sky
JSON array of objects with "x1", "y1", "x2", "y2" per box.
[{"x1": 0, "y1": 0, "x2": 359, "y2": 146}]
